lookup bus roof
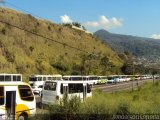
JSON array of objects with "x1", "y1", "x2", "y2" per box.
[
  {"x1": 45, "y1": 80, "x2": 94, "y2": 84},
  {"x1": 30, "y1": 74, "x2": 62, "y2": 77},
  {"x1": 0, "y1": 82, "x2": 30, "y2": 86}
]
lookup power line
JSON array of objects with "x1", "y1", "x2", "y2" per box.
[
  {"x1": 0, "y1": 1, "x2": 98, "y2": 56},
  {"x1": 0, "y1": 19, "x2": 96, "y2": 55},
  {"x1": 4, "y1": 1, "x2": 44, "y2": 20}
]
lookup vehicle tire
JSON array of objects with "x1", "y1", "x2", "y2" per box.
[{"x1": 18, "y1": 113, "x2": 28, "y2": 120}]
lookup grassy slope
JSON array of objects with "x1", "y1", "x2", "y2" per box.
[
  {"x1": 86, "y1": 81, "x2": 160, "y2": 115},
  {"x1": 0, "y1": 7, "x2": 123, "y2": 81}
]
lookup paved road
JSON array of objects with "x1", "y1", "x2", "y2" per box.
[{"x1": 93, "y1": 79, "x2": 153, "y2": 93}]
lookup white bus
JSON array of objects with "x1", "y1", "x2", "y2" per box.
[
  {"x1": 83, "y1": 75, "x2": 98, "y2": 85},
  {"x1": 42, "y1": 80, "x2": 93, "y2": 105},
  {"x1": 63, "y1": 75, "x2": 84, "y2": 81},
  {"x1": 29, "y1": 74, "x2": 62, "y2": 95},
  {"x1": 0, "y1": 74, "x2": 22, "y2": 82},
  {"x1": 0, "y1": 82, "x2": 36, "y2": 120},
  {"x1": 63, "y1": 75, "x2": 99, "y2": 85}
]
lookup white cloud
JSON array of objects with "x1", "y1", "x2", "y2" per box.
[
  {"x1": 84, "y1": 15, "x2": 123, "y2": 30},
  {"x1": 151, "y1": 34, "x2": 160, "y2": 39},
  {"x1": 60, "y1": 14, "x2": 73, "y2": 23}
]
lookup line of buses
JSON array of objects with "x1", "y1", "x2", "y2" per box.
[
  {"x1": 0, "y1": 73, "x2": 158, "y2": 120},
  {"x1": 29, "y1": 74, "x2": 154, "y2": 96}
]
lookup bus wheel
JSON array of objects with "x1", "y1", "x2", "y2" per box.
[{"x1": 18, "y1": 113, "x2": 28, "y2": 120}]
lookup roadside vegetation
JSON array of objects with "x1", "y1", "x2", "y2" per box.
[{"x1": 34, "y1": 80, "x2": 160, "y2": 120}]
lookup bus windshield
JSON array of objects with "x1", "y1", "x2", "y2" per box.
[{"x1": 44, "y1": 82, "x2": 57, "y2": 91}]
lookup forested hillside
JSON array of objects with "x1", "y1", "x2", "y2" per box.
[{"x1": 0, "y1": 7, "x2": 123, "y2": 81}]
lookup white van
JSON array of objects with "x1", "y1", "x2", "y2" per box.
[
  {"x1": 0, "y1": 82, "x2": 36, "y2": 120},
  {"x1": 29, "y1": 74, "x2": 62, "y2": 96},
  {"x1": 42, "y1": 80, "x2": 93, "y2": 105}
]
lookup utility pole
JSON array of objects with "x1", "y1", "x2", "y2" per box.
[{"x1": 132, "y1": 62, "x2": 135, "y2": 91}]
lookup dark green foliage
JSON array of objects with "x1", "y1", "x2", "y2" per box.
[
  {"x1": 72, "y1": 22, "x2": 81, "y2": 28},
  {"x1": 116, "y1": 102, "x2": 130, "y2": 115},
  {"x1": 1, "y1": 28, "x2": 6, "y2": 35},
  {"x1": 52, "y1": 62, "x2": 68, "y2": 72},
  {"x1": 121, "y1": 62, "x2": 133, "y2": 75},
  {"x1": 49, "y1": 93, "x2": 81, "y2": 120},
  {"x1": 29, "y1": 46, "x2": 34, "y2": 52}
]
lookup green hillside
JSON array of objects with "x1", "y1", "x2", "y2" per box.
[{"x1": 0, "y1": 7, "x2": 123, "y2": 81}]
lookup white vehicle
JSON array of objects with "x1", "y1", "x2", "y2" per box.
[
  {"x1": 83, "y1": 75, "x2": 98, "y2": 85},
  {"x1": 42, "y1": 80, "x2": 93, "y2": 105},
  {"x1": 0, "y1": 82, "x2": 36, "y2": 120},
  {"x1": 107, "y1": 75, "x2": 120, "y2": 84},
  {"x1": 63, "y1": 75, "x2": 84, "y2": 81},
  {"x1": 0, "y1": 73, "x2": 22, "y2": 82},
  {"x1": 97, "y1": 76, "x2": 108, "y2": 84},
  {"x1": 29, "y1": 74, "x2": 62, "y2": 95},
  {"x1": 63, "y1": 75, "x2": 99, "y2": 84}
]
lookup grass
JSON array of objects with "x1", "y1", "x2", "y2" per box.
[{"x1": 33, "y1": 80, "x2": 160, "y2": 120}]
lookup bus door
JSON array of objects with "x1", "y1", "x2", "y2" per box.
[
  {"x1": 83, "y1": 83, "x2": 87, "y2": 101},
  {"x1": 42, "y1": 82, "x2": 57, "y2": 104},
  {"x1": 5, "y1": 91, "x2": 16, "y2": 120}
]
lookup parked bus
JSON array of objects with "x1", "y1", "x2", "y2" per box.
[
  {"x1": 63, "y1": 75, "x2": 99, "y2": 85},
  {"x1": 63, "y1": 75, "x2": 84, "y2": 81},
  {"x1": 0, "y1": 74, "x2": 22, "y2": 82},
  {"x1": 0, "y1": 82, "x2": 36, "y2": 120},
  {"x1": 29, "y1": 74, "x2": 62, "y2": 95},
  {"x1": 83, "y1": 75, "x2": 98, "y2": 85},
  {"x1": 42, "y1": 80, "x2": 93, "y2": 105}
]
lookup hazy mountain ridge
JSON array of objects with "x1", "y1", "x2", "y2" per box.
[
  {"x1": 0, "y1": 7, "x2": 123, "y2": 80},
  {"x1": 94, "y1": 29, "x2": 160, "y2": 58}
]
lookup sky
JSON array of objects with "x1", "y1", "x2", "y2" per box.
[{"x1": 1, "y1": 0, "x2": 160, "y2": 39}]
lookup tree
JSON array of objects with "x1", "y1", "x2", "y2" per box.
[
  {"x1": 100, "y1": 55, "x2": 113, "y2": 75},
  {"x1": 121, "y1": 62, "x2": 133, "y2": 75}
]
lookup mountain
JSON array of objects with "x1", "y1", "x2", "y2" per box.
[
  {"x1": 94, "y1": 29, "x2": 160, "y2": 60},
  {"x1": 0, "y1": 7, "x2": 123, "y2": 81}
]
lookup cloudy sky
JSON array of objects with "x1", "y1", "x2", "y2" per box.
[{"x1": 1, "y1": 0, "x2": 160, "y2": 39}]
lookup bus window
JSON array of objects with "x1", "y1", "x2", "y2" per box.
[
  {"x1": 43, "y1": 77, "x2": 46, "y2": 81},
  {"x1": 17, "y1": 75, "x2": 21, "y2": 81},
  {"x1": 38, "y1": 77, "x2": 42, "y2": 81},
  {"x1": 5, "y1": 75, "x2": 11, "y2": 81},
  {"x1": 29, "y1": 77, "x2": 37, "y2": 81},
  {"x1": 0, "y1": 86, "x2": 4, "y2": 105},
  {"x1": 18, "y1": 85, "x2": 34, "y2": 101},
  {"x1": 44, "y1": 82, "x2": 57, "y2": 91},
  {"x1": 13, "y1": 76, "x2": 17, "y2": 81},
  {"x1": 0, "y1": 75, "x2": 4, "y2": 81},
  {"x1": 13, "y1": 75, "x2": 21, "y2": 81},
  {"x1": 68, "y1": 84, "x2": 83, "y2": 93}
]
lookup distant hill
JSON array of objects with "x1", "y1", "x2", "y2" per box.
[
  {"x1": 94, "y1": 29, "x2": 160, "y2": 58},
  {"x1": 0, "y1": 7, "x2": 123, "y2": 81}
]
